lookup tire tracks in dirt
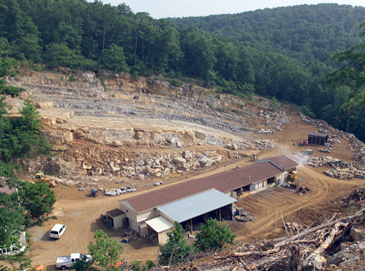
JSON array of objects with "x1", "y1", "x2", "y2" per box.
[{"x1": 234, "y1": 166, "x2": 363, "y2": 241}]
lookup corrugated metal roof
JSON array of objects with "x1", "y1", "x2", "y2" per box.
[
  {"x1": 157, "y1": 189, "x2": 236, "y2": 223},
  {"x1": 308, "y1": 132, "x2": 328, "y2": 137},
  {"x1": 145, "y1": 216, "x2": 175, "y2": 233}
]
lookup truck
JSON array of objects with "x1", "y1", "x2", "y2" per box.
[{"x1": 56, "y1": 253, "x2": 92, "y2": 270}]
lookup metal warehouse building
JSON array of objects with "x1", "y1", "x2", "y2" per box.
[
  {"x1": 308, "y1": 132, "x2": 328, "y2": 145},
  {"x1": 118, "y1": 155, "x2": 297, "y2": 244}
]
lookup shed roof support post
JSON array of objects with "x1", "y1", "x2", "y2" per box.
[
  {"x1": 190, "y1": 219, "x2": 193, "y2": 234},
  {"x1": 219, "y1": 209, "x2": 221, "y2": 222}
]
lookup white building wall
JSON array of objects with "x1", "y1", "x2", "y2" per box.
[
  {"x1": 137, "y1": 209, "x2": 157, "y2": 222},
  {"x1": 119, "y1": 202, "x2": 138, "y2": 233}
]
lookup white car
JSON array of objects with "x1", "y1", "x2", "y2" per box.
[
  {"x1": 49, "y1": 224, "x2": 67, "y2": 239},
  {"x1": 0, "y1": 231, "x2": 26, "y2": 256}
]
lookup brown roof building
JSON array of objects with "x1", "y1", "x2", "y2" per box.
[
  {"x1": 0, "y1": 185, "x2": 18, "y2": 195},
  {"x1": 118, "y1": 155, "x2": 297, "y2": 239}
]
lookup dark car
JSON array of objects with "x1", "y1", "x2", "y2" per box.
[{"x1": 91, "y1": 189, "x2": 98, "y2": 197}]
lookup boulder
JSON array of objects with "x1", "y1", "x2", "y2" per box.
[
  {"x1": 110, "y1": 162, "x2": 120, "y2": 173},
  {"x1": 199, "y1": 157, "x2": 216, "y2": 167},
  {"x1": 183, "y1": 150, "x2": 193, "y2": 160},
  {"x1": 49, "y1": 180, "x2": 57, "y2": 188},
  {"x1": 173, "y1": 157, "x2": 187, "y2": 164},
  {"x1": 350, "y1": 227, "x2": 365, "y2": 242},
  {"x1": 328, "y1": 251, "x2": 357, "y2": 265},
  {"x1": 302, "y1": 255, "x2": 327, "y2": 271},
  {"x1": 137, "y1": 174, "x2": 145, "y2": 180}
]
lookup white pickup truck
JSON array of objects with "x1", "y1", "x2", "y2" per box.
[{"x1": 56, "y1": 253, "x2": 92, "y2": 270}]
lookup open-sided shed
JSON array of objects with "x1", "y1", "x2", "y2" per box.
[{"x1": 308, "y1": 132, "x2": 328, "y2": 145}]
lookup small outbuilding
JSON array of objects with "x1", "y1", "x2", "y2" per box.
[
  {"x1": 308, "y1": 132, "x2": 328, "y2": 146},
  {"x1": 105, "y1": 209, "x2": 126, "y2": 229}
]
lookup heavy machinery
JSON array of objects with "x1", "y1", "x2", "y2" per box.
[
  {"x1": 35, "y1": 171, "x2": 49, "y2": 182},
  {"x1": 299, "y1": 140, "x2": 308, "y2": 146},
  {"x1": 251, "y1": 153, "x2": 258, "y2": 162},
  {"x1": 288, "y1": 171, "x2": 298, "y2": 182}
]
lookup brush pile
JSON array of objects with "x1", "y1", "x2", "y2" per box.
[{"x1": 213, "y1": 207, "x2": 365, "y2": 271}]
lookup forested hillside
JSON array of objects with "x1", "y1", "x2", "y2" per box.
[
  {"x1": 0, "y1": 1, "x2": 365, "y2": 140},
  {"x1": 170, "y1": 4, "x2": 365, "y2": 63}
]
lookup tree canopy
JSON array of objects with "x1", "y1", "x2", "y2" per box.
[
  {"x1": 87, "y1": 230, "x2": 124, "y2": 271},
  {"x1": 1, "y1": 1, "x2": 365, "y2": 139},
  {"x1": 194, "y1": 218, "x2": 236, "y2": 252},
  {"x1": 158, "y1": 222, "x2": 193, "y2": 266},
  {"x1": 0, "y1": 56, "x2": 53, "y2": 270}
]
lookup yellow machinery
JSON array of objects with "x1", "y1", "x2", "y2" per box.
[
  {"x1": 251, "y1": 153, "x2": 258, "y2": 162},
  {"x1": 35, "y1": 171, "x2": 49, "y2": 182},
  {"x1": 288, "y1": 171, "x2": 298, "y2": 182}
]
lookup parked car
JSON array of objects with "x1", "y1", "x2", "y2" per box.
[
  {"x1": 49, "y1": 224, "x2": 67, "y2": 239},
  {"x1": 91, "y1": 189, "x2": 98, "y2": 197},
  {"x1": 56, "y1": 253, "x2": 92, "y2": 270},
  {"x1": 122, "y1": 236, "x2": 132, "y2": 243}
]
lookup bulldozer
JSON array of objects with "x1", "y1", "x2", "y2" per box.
[
  {"x1": 251, "y1": 153, "x2": 258, "y2": 162},
  {"x1": 287, "y1": 171, "x2": 298, "y2": 182},
  {"x1": 35, "y1": 171, "x2": 49, "y2": 182}
]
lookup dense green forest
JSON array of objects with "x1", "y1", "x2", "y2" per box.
[{"x1": 0, "y1": 1, "x2": 365, "y2": 140}]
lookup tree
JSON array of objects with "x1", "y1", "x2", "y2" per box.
[
  {"x1": 72, "y1": 259, "x2": 97, "y2": 271},
  {"x1": 0, "y1": 253, "x2": 32, "y2": 271},
  {"x1": 327, "y1": 21, "x2": 365, "y2": 97},
  {"x1": 87, "y1": 230, "x2": 124, "y2": 271},
  {"x1": 100, "y1": 44, "x2": 129, "y2": 73},
  {"x1": 194, "y1": 218, "x2": 236, "y2": 252},
  {"x1": 19, "y1": 182, "x2": 56, "y2": 219},
  {"x1": 158, "y1": 222, "x2": 192, "y2": 266}
]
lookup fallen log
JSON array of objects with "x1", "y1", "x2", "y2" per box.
[
  {"x1": 230, "y1": 247, "x2": 280, "y2": 257},
  {"x1": 275, "y1": 206, "x2": 365, "y2": 248},
  {"x1": 301, "y1": 222, "x2": 349, "y2": 270}
]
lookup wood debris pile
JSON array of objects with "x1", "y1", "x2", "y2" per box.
[
  {"x1": 341, "y1": 186, "x2": 365, "y2": 204},
  {"x1": 213, "y1": 207, "x2": 365, "y2": 271}
]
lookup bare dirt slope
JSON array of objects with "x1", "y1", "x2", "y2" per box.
[{"x1": 3, "y1": 70, "x2": 364, "y2": 269}]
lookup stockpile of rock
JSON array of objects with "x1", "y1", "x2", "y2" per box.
[
  {"x1": 324, "y1": 167, "x2": 365, "y2": 179},
  {"x1": 328, "y1": 138, "x2": 341, "y2": 144},
  {"x1": 306, "y1": 156, "x2": 365, "y2": 179},
  {"x1": 307, "y1": 156, "x2": 355, "y2": 168},
  {"x1": 319, "y1": 147, "x2": 332, "y2": 153},
  {"x1": 257, "y1": 129, "x2": 275, "y2": 135}
]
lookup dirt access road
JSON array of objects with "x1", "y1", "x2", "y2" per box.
[{"x1": 23, "y1": 109, "x2": 365, "y2": 269}]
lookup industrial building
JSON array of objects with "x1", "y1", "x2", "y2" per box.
[
  {"x1": 118, "y1": 155, "x2": 297, "y2": 244},
  {"x1": 308, "y1": 132, "x2": 328, "y2": 145}
]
